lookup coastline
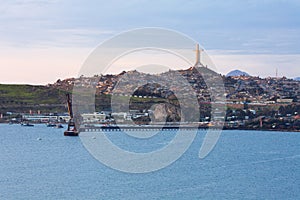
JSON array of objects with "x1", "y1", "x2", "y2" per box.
[{"x1": 2, "y1": 122, "x2": 298, "y2": 132}]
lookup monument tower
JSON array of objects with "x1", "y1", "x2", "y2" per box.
[{"x1": 194, "y1": 44, "x2": 205, "y2": 68}]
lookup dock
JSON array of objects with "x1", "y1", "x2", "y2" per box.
[{"x1": 79, "y1": 125, "x2": 211, "y2": 132}]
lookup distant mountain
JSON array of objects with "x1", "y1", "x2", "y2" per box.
[
  {"x1": 226, "y1": 70, "x2": 250, "y2": 77},
  {"x1": 294, "y1": 77, "x2": 300, "y2": 81}
]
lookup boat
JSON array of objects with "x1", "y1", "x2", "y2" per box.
[
  {"x1": 46, "y1": 123, "x2": 56, "y2": 127},
  {"x1": 21, "y1": 122, "x2": 34, "y2": 127},
  {"x1": 56, "y1": 124, "x2": 64, "y2": 129},
  {"x1": 64, "y1": 120, "x2": 79, "y2": 136}
]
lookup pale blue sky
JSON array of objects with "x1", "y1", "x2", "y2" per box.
[{"x1": 0, "y1": 0, "x2": 299, "y2": 84}]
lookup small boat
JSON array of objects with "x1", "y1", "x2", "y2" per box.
[
  {"x1": 46, "y1": 123, "x2": 56, "y2": 127},
  {"x1": 56, "y1": 124, "x2": 64, "y2": 129},
  {"x1": 21, "y1": 122, "x2": 34, "y2": 127}
]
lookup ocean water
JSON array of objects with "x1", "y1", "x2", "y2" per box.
[{"x1": 0, "y1": 124, "x2": 299, "y2": 199}]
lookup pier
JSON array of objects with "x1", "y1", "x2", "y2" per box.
[{"x1": 79, "y1": 125, "x2": 211, "y2": 132}]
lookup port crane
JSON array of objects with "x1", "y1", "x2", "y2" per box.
[{"x1": 64, "y1": 93, "x2": 79, "y2": 136}]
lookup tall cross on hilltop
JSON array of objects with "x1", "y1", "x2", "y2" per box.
[{"x1": 194, "y1": 44, "x2": 205, "y2": 68}]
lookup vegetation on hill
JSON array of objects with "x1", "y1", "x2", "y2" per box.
[{"x1": 0, "y1": 84, "x2": 67, "y2": 113}]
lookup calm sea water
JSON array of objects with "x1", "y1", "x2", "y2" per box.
[{"x1": 0, "y1": 124, "x2": 299, "y2": 199}]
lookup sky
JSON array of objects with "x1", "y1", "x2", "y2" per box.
[{"x1": 0, "y1": 0, "x2": 300, "y2": 84}]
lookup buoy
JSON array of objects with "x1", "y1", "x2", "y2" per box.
[
  {"x1": 37, "y1": 138, "x2": 42, "y2": 141},
  {"x1": 92, "y1": 136, "x2": 96, "y2": 139}
]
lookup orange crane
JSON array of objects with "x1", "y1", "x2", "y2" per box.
[{"x1": 64, "y1": 93, "x2": 79, "y2": 136}]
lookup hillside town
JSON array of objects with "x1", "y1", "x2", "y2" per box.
[
  {"x1": 1, "y1": 65, "x2": 299, "y2": 131},
  {"x1": 50, "y1": 67, "x2": 300, "y2": 104}
]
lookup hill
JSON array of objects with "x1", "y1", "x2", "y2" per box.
[
  {"x1": 0, "y1": 84, "x2": 67, "y2": 113},
  {"x1": 1, "y1": 67, "x2": 299, "y2": 116},
  {"x1": 226, "y1": 69, "x2": 250, "y2": 77}
]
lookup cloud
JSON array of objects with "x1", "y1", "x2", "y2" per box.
[
  {"x1": 0, "y1": 0, "x2": 299, "y2": 83},
  {"x1": 1, "y1": 0, "x2": 300, "y2": 52}
]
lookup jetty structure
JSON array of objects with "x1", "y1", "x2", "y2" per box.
[{"x1": 79, "y1": 124, "x2": 210, "y2": 132}]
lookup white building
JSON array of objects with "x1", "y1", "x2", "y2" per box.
[
  {"x1": 22, "y1": 115, "x2": 59, "y2": 122},
  {"x1": 82, "y1": 112, "x2": 106, "y2": 123}
]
